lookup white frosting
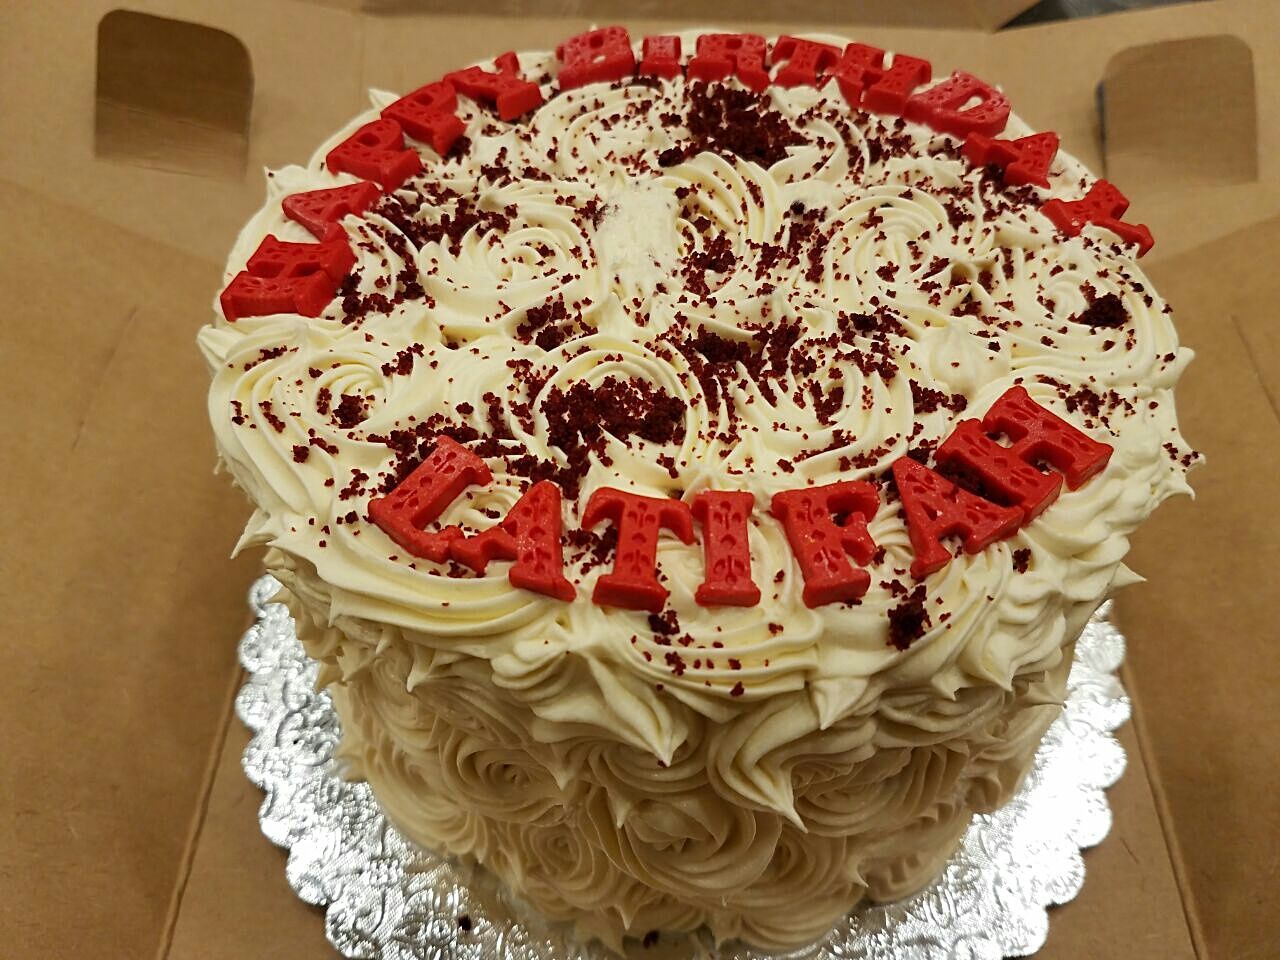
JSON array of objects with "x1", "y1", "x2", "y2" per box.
[{"x1": 201, "y1": 30, "x2": 1196, "y2": 950}]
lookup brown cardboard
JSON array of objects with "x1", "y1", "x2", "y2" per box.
[
  {"x1": 262, "y1": 0, "x2": 1042, "y2": 33},
  {"x1": 3, "y1": 2, "x2": 1277, "y2": 958},
  {"x1": 1117, "y1": 214, "x2": 1280, "y2": 959},
  {"x1": 0, "y1": 181, "x2": 258, "y2": 958}
]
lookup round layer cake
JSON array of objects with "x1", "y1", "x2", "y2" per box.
[{"x1": 200, "y1": 28, "x2": 1196, "y2": 951}]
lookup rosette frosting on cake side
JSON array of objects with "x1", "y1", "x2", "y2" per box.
[{"x1": 200, "y1": 28, "x2": 1197, "y2": 950}]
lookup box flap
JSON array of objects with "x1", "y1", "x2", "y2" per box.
[
  {"x1": 356, "y1": 14, "x2": 1007, "y2": 99},
  {"x1": 324, "y1": 0, "x2": 1039, "y2": 31}
]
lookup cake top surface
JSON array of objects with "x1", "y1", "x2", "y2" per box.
[{"x1": 199, "y1": 28, "x2": 1195, "y2": 759}]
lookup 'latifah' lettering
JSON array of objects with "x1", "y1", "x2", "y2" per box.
[{"x1": 368, "y1": 386, "x2": 1113, "y2": 609}]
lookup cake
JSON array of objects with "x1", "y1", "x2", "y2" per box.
[{"x1": 199, "y1": 27, "x2": 1197, "y2": 951}]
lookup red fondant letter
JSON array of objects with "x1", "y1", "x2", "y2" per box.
[
  {"x1": 446, "y1": 52, "x2": 544, "y2": 122},
  {"x1": 638, "y1": 35, "x2": 682, "y2": 79},
  {"x1": 326, "y1": 118, "x2": 422, "y2": 191},
  {"x1": 904, "y1": 71, "x2": 1010, "y2": 137},
  {"x1": 963, "y1": 131, "x2": 1059, "y2": 188},
  {"x1": 692, "y1": 491, "x2": 760, "y2": 607},
  {"x1": 687, "y1": 33, "x2": 771, "y2": 92},
  {"x1": 450, "y1": 480, "x2": 575, "y2": 601},
  {"x1": 770, "y1": 36, "x2": 841, "y2": 88},
  {"x1": 380, "y1": 81, "x2": 466, "y2": 156},
  {"x1": 770, "y1": 481, "x2": 879, "y2": 608},
  {"x1": 1041, "y1": 180, "x2": 1154, "y2": 256},
  {"x1": 935, "y1": 385, "x2": 1114, "y2": 523},
  {"x1": 830, "y1": 43, "x2": 931, "y2": 114},
  {"x1": 368, "y1": 436, "x2": 492, "y2": 562},
  {"x1": 219, "y1": 224, "x2": 354, "y2": 322},
  {"x1": 892, "y1": 457, "x2": 1023, "y2": 579},
  {"x1": 582, "y1": 488, "x2": 694, "y2": 612},
  {"x1": 556, "y1": 26, "x2": 636, "y2": 91},
  {"x1": 282, "y1": 182, "x2": 382, "y2": 239}
]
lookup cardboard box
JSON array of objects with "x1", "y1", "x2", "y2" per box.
[{"x1": 3, "y1": 1, "x2": 1276, "y2": 957}]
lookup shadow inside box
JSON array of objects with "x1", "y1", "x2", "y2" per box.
[{"x1": 1007, "y1": 0, "x2": 1205, "y2": 27}]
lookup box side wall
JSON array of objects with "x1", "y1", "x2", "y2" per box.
[
  {"x1": 1121, "y1": 216, "x2": 1280, "y2": 959},
  {"x1": 0, "y1": 182, "x2": 260, "y2": 960}
]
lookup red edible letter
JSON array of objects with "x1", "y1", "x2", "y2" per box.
[
  {"x1": 1041, "y1": 180, "x2": 1154, "y2": 256},
  {"x1": 892, "y1": 457, "x2": 1023, "y2": 579},
  {"x1": 219, "y1": 224, "x2": 354, "y2": 322},
  {"x1": 282, "y1": 182, "x2": 382, "y2": 239},
  {"x1": 380, "y1": 80, "x2": 466, "y2": 156},
  {"x1": 326, "y1": 118, "x2": 422, "y2": 191},
  {"x1": 446, "y1": 52, "x2": 544, "y2": 122},
  {"x1": 687, "y1": 33, "x2": 771, "y2": 92},
  {"x1": 770, "y1": 36, "x2": 841, "y2": 88},
  {"x1": 769, "y1": 481, "x2": 879, "y2": 608},
  {"x1": 963, "y1": 131, "x2": 1059, "y2": 188},
  {"x1": 904, "y1": 71, "x2": 1010, "y2": 137},
  {"x1": 368, "y1": 436, "x2": 492, "y2": 562},
  {"x1": 582, "y1": 488, "x2": 694, "y2": 612},
  {"x1": 556, "y1": 26, "x2": 636, "y2": 91},
  {"x1": 830, "y1": 43, "x2": 931, "y2": 114},
  {"x1": 692, "y1": 491, "x2": 760, "y2": 607},
  {"x1": 935, "y1": 385, "x2": 1114, "y2": 523},
  {"x1": 638, "y1": 35, "x2": 682, "y2": 79},
  {"x1": 450, "y1": 480, "x2": 575, "y2": 601}
]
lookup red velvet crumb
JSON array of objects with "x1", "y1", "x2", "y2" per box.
[{"x1": 887, "y1": 586, "x2": 930, "y2": 650}]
